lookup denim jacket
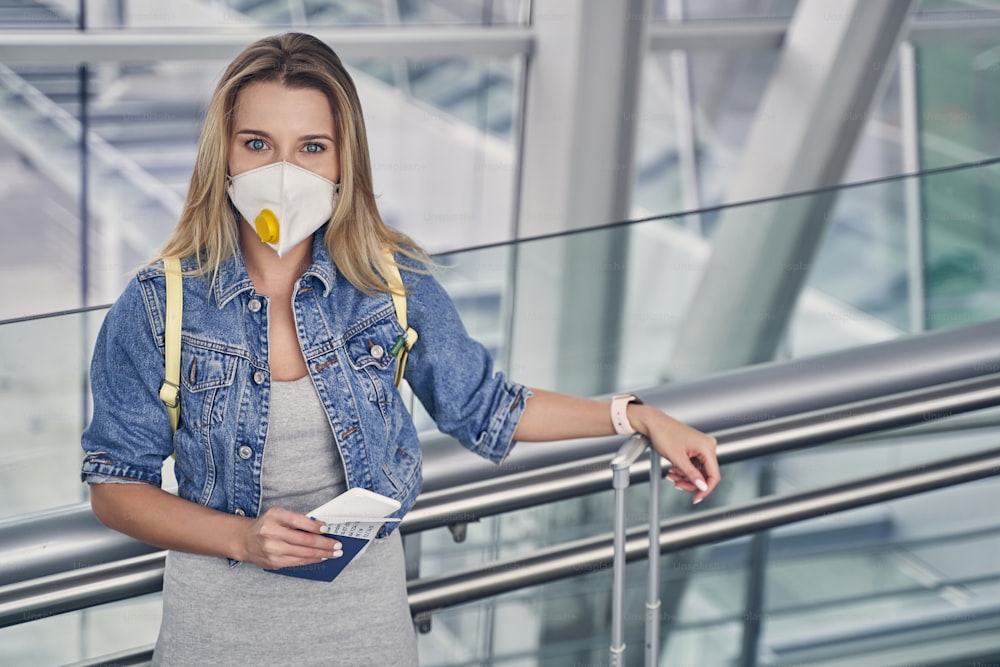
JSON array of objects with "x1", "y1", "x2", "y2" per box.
[{"x1": 81, "y1": 233, "x2": 529, "y2": 533}]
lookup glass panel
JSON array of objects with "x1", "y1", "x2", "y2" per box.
[
  {"x1": 404, "y1": 56, "x2": 519, "y2": 141},
  {"x1": 644, "y1": 22, "x2": 904, "y2": 229},
  {"x1": 0, "y1": 594, "x2": 161, "y2": 666},
  {"x1": 0, "y1": 309, "x2": 103, "y2": 521},
  {"x1": 397, "y1": 0, "x2": 525, "y2": 26},
  {"x1": 85, "y1": 60, "x2": 213, "y2": 304},
  {"x1": 351, "y1": 55, "x2": 522, "y2": 252},
  {"x1": 0, "y1": 609, "x2": 80, "y2": 666},
  {"x1": 637, "y1": 45, "x2": 783, "y2": 224},
  {"x1": 791, "y1": 173, "x2": 912, "y2": 341},
  {"x1": 0, "y1": 62, "x2": 86, "y2": 320},
  {"x1": 754, "y1": 489, "x2": 1000, "y2": 664},
  {"x1": 639, "y1": 162, "x2": 999, "y2": 388},
  {"x1": 915, "y1": 40, "x2": 1000, "y2": 329},
  {"x1": 747, "y1": 411, "x2": 1000, "y2": 662},
  {"x1": 4, "y1": 160, "x2": 998, "y2": 521}
]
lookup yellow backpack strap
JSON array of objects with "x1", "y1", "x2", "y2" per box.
[
  {"x1": 159, "y1": 257, "x2": 182, "y2": 433},
  {"x1": 382, "y1": 249, "x2": 418, "y2": 387}
]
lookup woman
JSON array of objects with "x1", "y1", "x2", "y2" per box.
[{"x1": 81, "y1": 33, "x2": 719, "y2": 664}]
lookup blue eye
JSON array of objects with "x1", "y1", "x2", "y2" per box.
[
  {"x1": 246, "y1": 138, "x2": 266, "y2": 151},
  {"x1": 304, "y1": 142, "x2": 324, "y2": 153}
]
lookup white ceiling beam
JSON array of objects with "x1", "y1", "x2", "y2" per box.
[
  {"x1": 647, "y1": 16, "x2": 1000, "y2": 51},
  {"x1": 0, "y1": 26, "x2": 533, "y2": 63}
]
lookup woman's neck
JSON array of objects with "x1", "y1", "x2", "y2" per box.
[{"x1": 239, "y1": 223, "x2": 312, "y2": 298}]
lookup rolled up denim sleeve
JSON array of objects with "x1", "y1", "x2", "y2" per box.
[
  {"x1": 81, "y1": 276, "x2": 173, "y2": 486},
  {"x1": 401, "y1": 265, "x2": 530, "y2": 464}
]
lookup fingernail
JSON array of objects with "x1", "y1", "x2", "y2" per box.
[
  {"x1": 320, "y1": 524, "x2": 330, "y2": 534},
  {"x1": 693, "y1": 497, "x2": 703, "y2": 505},
  {"x1": 321, "y1": 557, "x2": 329, "y2": 561},
  {"x1": 333, "y1": 549, "x2": 344, "y2": 559},
  {"x1": 694, "y1": 479, "x2": 708, "y2": 492}
]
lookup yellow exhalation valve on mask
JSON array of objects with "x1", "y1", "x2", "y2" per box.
[{"x1": 254, "y1": 208, "x2": 280, "y2": 244}]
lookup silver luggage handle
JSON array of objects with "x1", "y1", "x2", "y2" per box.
[{"x1": 610, "y1": 434, "x2": 662, "y2": 667}]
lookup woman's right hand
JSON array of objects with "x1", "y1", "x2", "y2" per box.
[
  {"x1": 237, "y1": 506, "x2": 342, "y2": 569},
  {"x1": 90, "y1": 484, "x2": 342, "y2": 567}
]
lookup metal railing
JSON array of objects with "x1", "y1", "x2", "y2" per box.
[
  {"x1": 2, "y1": 319, "x2": 1000, "y2": 663},
  {"x1": 4, "y1": 354, "x2": 1000, "y2": 631},
  {"x1": 407, "y1": 443, "x2": 1000, "y2": 615},
  {"x1": 48, "y1": 372, "x2": 1000, "y2": 667}
]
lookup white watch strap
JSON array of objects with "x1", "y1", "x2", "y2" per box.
[{"x1": 611, "y1": 394, "x2": 641, "y2": 436}]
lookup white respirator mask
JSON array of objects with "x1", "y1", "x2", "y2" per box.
[{"x1": 227, "y1": 161, "x2": 339, "y2": 257}]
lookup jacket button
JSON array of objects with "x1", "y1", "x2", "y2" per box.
[
  {"x1": 253, "y1": 371, "x2": 265, "y2": 385},
  {"x1": 234, "y1": 508, "x2": 246, "y2": 516},
  {"x1": 247, "y1": 299, "x2": 261, "y2": 313},
  {"x1": 370, "y1": 344, "x2": 384, "y2": 360},
  {"x1": 238, "y1": 445, "x2": 253, "y2": 460}
]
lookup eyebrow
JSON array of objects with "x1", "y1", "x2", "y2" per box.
[{"x1": 235, "y1": 129, "x2": 335, "y2": 143}]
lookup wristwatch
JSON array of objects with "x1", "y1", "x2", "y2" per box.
[{"x1": 610, "y1": 394, "x2": 643, "y2": 436}]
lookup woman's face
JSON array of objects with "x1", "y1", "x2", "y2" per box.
[{"x1": 229, "y1": 80, "x2": 340, "y2": 183}]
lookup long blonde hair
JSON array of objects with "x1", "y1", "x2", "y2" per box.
[{"x1": 159, "y1": 32, "x2": 428, "y2": 293}]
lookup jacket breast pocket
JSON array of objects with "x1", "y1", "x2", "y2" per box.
[
  {"x1": 344, "y1": 317, "x2": 405, "y2": 405},
  {"x1": 179, "y1": 342, "x2": 239, "y2": 428}
]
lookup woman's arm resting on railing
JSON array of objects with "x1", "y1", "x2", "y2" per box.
[
  {"x1": 88, "y1": 483, "x2": 341, "y2": 568},
  {"x1": 512, "y1": 388, "x2": 720, "y2": 503}
]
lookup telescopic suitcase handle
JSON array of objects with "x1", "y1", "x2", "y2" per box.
[{"x1": 610, "y1": 434, "x2": 662, "y2": 667}]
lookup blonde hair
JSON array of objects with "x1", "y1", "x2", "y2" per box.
[{"x1": 159, "y1": 32, "x2": 429, "y2": 293}]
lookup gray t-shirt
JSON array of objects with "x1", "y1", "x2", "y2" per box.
[{"x1": 152, "y1": 375, "x2": 418, "y2": 666}]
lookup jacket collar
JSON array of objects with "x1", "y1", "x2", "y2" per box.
[{"x1": 213, "y1": 229, "x2": 336, "y2": 308}]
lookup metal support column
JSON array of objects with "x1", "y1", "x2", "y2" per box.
[
  {"x1": 899, "y1": 41, "x2": 927, "y2": 333},
  {"x1": 739, "y1": 457, "x2": 776, "y2": 667},
  {"x1": 511, "y1": 0, "x2": 651, "y2": 393},
  {"x1": 665, "y1": 0, "x2": 703, "y2": 233}
]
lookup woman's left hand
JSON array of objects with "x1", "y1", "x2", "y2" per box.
[{"x1": 628, "y1": 404, "x2": 720, "y2": 504}]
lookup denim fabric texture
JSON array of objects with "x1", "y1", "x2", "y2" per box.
[{"x1": 81, "y1": 232, "x2": 530, "y2": 534}]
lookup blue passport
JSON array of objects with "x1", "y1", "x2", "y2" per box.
[
  {"x1": 268, "y1": 532, "x2": 372, "y2": 582},
  {"x1": 265, "y1": 489, "x2": 402, "y2": 583}
]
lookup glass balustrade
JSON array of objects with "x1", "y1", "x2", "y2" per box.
[
  {"x1": 2, "y1": 161, "x2": 999, "y2": 524},
  {"x1": 0, "y1": 310, "x2": 98, "y2": 521},
  {"x1": 2, "y1": 161, "x2": 1000, "y2": 667},
  {"x1": 914, "y1": 36, "x2": 1000, "y2": 330}
]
